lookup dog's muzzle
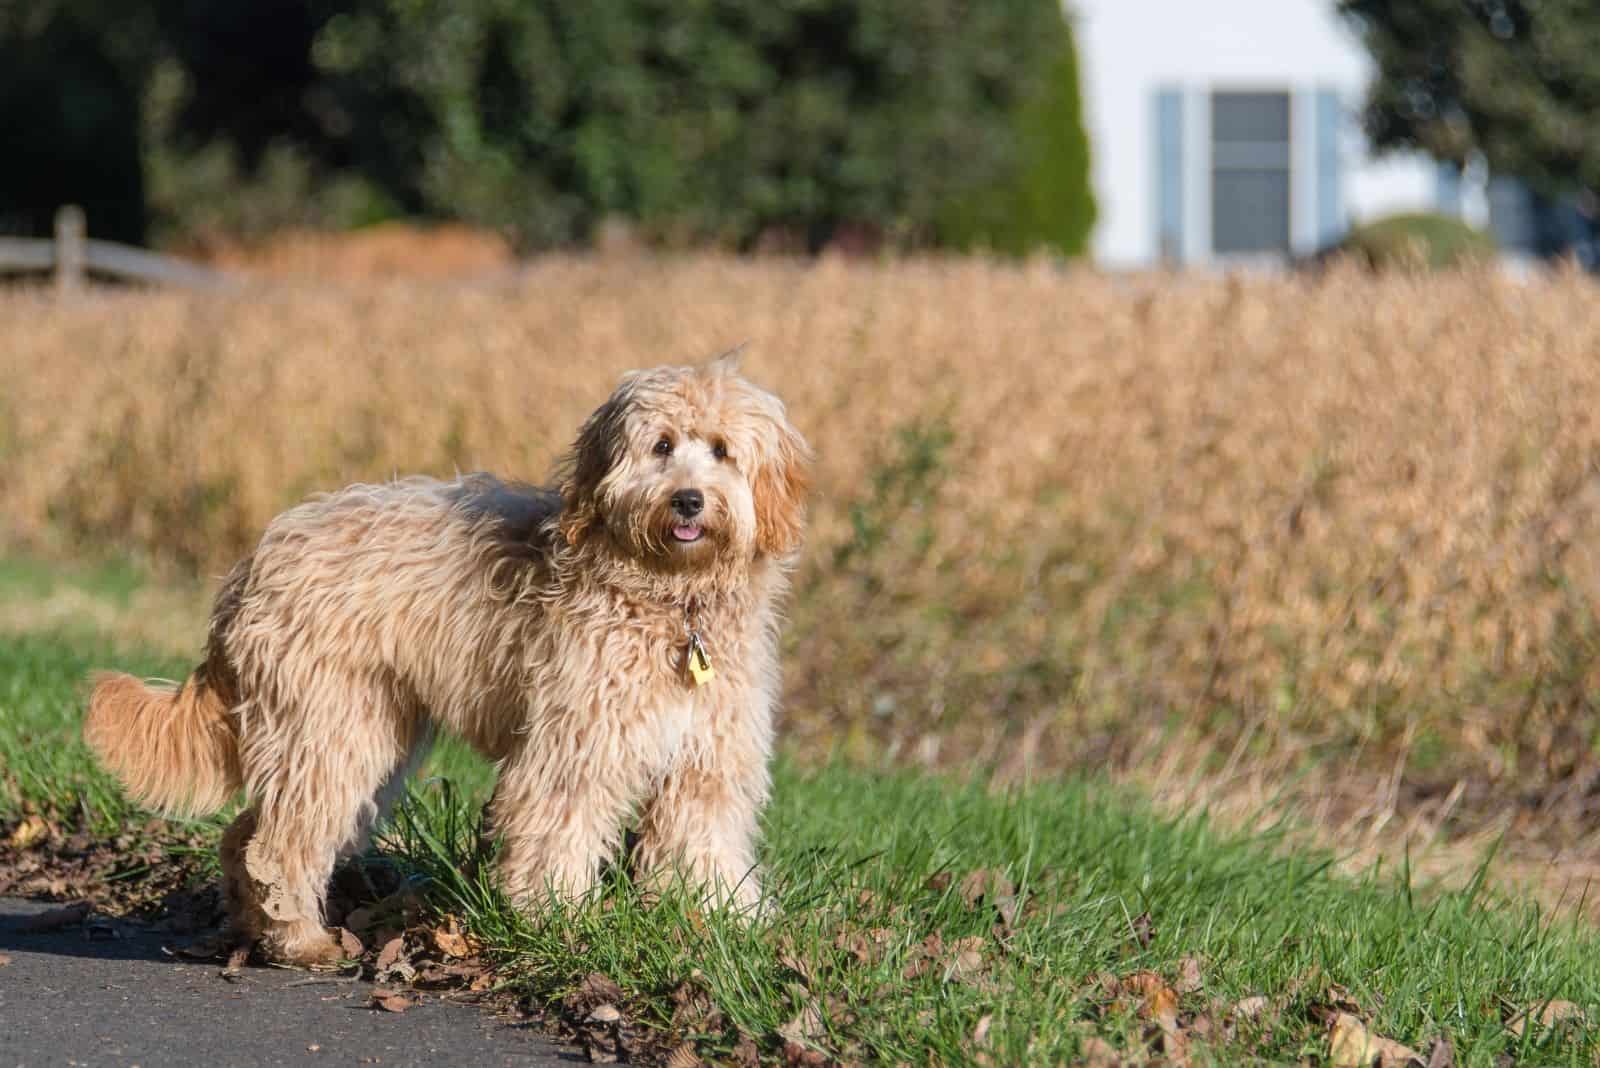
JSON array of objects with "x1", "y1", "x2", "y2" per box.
[{"x1": 670, "y1": 488, "x2": 705, "y2": 543}]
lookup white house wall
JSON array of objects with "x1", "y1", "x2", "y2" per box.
[{"x1": 1072, "y1": 0, "x2": 1445, "y2": 266}]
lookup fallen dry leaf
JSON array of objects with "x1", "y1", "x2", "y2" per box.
[
  {"x1": 1084, "y1": 970, "x2": 1123, "y2": 998},
  {"x1": 775, "y1": 941, "x2": 818, "y2": 986},
  {"x1": 972, "y1": 1013, "x2": 993, "y2": 1047},
  {"x1": 306, "y1": 1044, "x2": 321, "y2": 1053},
  {"x1": 781, "y1": 1040, "x2": 827, "y2": 1067},
  {"x1": 1323, "y1": 982, "x2": 1363, "y2": 1015},
  {"x1": 417, "y1": 958, "x2": 487, "y2": 986},
  {"x1": 1328, "y1": 1012, "x2": 1423, "y2": 1068},
  {"x1": 670, "y1": 979, "x2": 725, "y2": 1032},
  {"x1": 778, "y1": 1003, "x2": 825, "y2": 1045},
  {"x1": 337, "y1": 927, "x2": 362, "y2": 957},
  {"x1": 1425, "y1": 1037, "x2": 1453, "y2": 1068},
  {"x1": 581, "y1": 999, "x2": 629, "y2": 1065},
  {"x1": 372, "y1": 990, "x2": 415, "y2": 1013},
  {"x1": 947, "y1": 935, "x2": 988, "y2": 984},
  {"x1": 221, "y1": 945, "x2": 249, "y2": 979},
  {"x1": 1019, "y1": 897, "x2": 1073, "y2": 925},
  {"x1": 1175, "y1": 956, "x2": 1204, "y2": 994},
  {"x1": 1506, "y1": 999, "x2": 1585, "y2": 1036},
  {"x1": 730, "y1": 1033, "x2": 761, "y2": 1067},
  {"x1": 958, "y1": 869, "x2": 1022, "y2": 932},
  {"x1": 1232, "y1": 995, "x2": 1270, "y2": 1020},
  {"x1": 1162, "y1": 1028, "x2": 1190, "y2": 1067},
  {"x1": 925, "y1": 871, "x2": 954, "y2": 893},
  {"x1": 1143, "y1": 984, "x2": 1180, "y2": 1029},
  {"x1": 1120, "y1": 970, "x2": 1168, "y2": 998},
  {"x1": 1079, "y1": 1035, "x2": 1122, "y2": 1068},
  {"x1": 431, "y1": 923, "x2": 470, "y2": 959},
  {"x1": 8, "y1": 816, "x2": 51, "y2": 849},
  {"x1": 569, "y1": 972, "x2": 625, "y2": 1014},
  {"x1": 960, "y1": 869, "x2": 1016, "y2": 908},
  {"x1": 375, "y1": 936, "x2": 405, "y2": 972},
  {"x1": 902, "y1": 932, "x2": 945, "y2": 980},
  {"x1": 0, "y1": 952, "x2": 11, "y2": 967},
  {"x1": 664, "y1": 1041, "x2": 704, "y2": 1068},
  {"x1": 832, "y1": 926, "x2": 894, "y2": 967}
]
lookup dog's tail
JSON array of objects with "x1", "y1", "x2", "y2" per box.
[{"x1": 84, "y1": 666, "x2": 243, "y2": 817}]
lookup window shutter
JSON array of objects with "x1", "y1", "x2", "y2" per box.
[
  {"x1": 1315, "y1": 89, "x2": 1344, "y2": 246},
  {"x1": 1154, "y1": 87, "x2": 1184, "y2": 263}
]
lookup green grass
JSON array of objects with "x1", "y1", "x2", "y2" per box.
[
  {"x1": 389, "y1": 763, "x2": 1600, "y2": 1065},
  {"x1": 3, "y1": 581, "x2": 1598, "y2": 1065},
  {"x1": 0, "y1": 554, "x2": 147, "y2": 605}
]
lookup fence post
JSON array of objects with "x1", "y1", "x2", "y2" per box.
[{"x1": 55, "y1": 205, "x2": 86, "y2": 298}]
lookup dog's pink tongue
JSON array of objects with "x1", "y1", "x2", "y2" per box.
[{"x1": 673, "y1": 524, "x2": 703, "y2": 542}]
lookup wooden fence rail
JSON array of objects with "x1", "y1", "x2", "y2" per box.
[{"x1": 0, "y1": 206, "x2": 232, "y2": 293}]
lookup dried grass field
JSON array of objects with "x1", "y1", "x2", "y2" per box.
[{"x1": 5, "y1": 255, "x2": 1600, "y2": 883}]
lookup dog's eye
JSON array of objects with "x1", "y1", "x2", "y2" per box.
[
  {"x1": 712, "y1": 441, "x2": 728, "y2": 461},
  {"x1": 653, "y1": 437, "x2": 673, "y2": 457}
]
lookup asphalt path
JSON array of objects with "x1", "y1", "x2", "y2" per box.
[{"x1": 0, "y1": 898, "x2": 574, "y2": 1068}]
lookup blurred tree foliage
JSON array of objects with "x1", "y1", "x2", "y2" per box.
[
  {"x1": 937, "y1": 30, "x2": 1095, "y2": 257},
  {"x1": 1340, "y1": 0, "x2": 1600, "y2": 200},
  {"x1": 0, "y1": 1, "x2": 157, "y2": 243},
  {"x1": 2, "y1": 0, "x2": 1095, "y2": 254}
]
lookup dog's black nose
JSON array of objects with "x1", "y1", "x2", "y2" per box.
[{"x1": 671, "y1": 489, "x2": 704, "y2": 518}]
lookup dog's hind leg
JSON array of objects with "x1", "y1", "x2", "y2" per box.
[
  {"x1": 340, "y1": 722, "x2": 436, "y2": 863},
  {"x1": 226, "y1": 682, "x2": 420, "y2": 966}
]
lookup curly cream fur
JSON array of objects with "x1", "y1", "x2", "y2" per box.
[{"x1": 84, "y1": 360, "x2": 810, "y2": 965}]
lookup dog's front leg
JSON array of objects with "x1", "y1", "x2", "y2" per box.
[
  {"x1": 632, "y1": 696, "x2": 773, "y2": 913},
  {"x1": 488, "y1": 744, "x2": 636, "y2": 907}
]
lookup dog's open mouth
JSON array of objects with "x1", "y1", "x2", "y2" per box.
[{"x1": 671, "y1": 523, "x2": 705, "y2": 544}]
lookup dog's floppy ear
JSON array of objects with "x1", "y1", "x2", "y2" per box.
[
  {"x1": 752, "y1": 408, "x2": 812, "y2": 558},
  {"x1": 557, "y1": 382, "x2": 634, "y2": 546}
]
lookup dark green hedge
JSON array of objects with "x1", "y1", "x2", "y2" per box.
[
  {"x1": 937, "y1": 29, "x2": 1096, "y2": 258},
  {"x1": 5, "y1": 1, "x2": 1097, "y2": 255}
]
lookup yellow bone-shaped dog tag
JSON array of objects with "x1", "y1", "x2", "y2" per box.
[{"x1": 688, "y1": 634, "x2": 716, "y2": 687}]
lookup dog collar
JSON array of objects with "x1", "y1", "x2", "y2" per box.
[{"x1": 683, "y1": 598, "x2": 716, "y2": 687}]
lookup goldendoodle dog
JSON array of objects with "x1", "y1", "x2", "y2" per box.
[{"x1": 84, "y1": 357, "x2": 810, "y2": 965}]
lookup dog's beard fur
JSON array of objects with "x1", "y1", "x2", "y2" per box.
[
  {"x1": 602, "y1": 479, "x2": 744, "y2": 570},
  {"x1": 83, "y1": 359, "x2": 811, "y2": 967}
]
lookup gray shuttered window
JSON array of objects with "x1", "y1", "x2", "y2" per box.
[{"x1": 1210, "y1": 91, "x2": 1291, "y2": 255}]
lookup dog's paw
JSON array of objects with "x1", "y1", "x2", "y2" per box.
[{"x1": 259, "y1": 923, "x2": 350, "y2": 969}]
